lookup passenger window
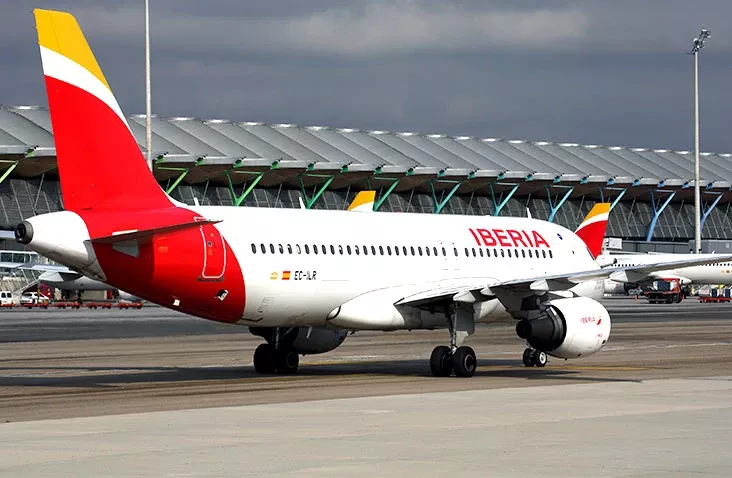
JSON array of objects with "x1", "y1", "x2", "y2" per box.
[
  {"x1": 521, "y1": 250, "x2": 525, "y2": 258},
  {"x1": 260, "y1": 244, "x2": 266, "y2": 254},
  {"x1": 471, "y1": 248, "x2": 476, "y2": 257},
  {"x1": 549, "y1": 250, "x2": 553, "y2": 258},
  {"x1": 542, "y1": 250, "x2": 546, "y2": 258},
  {"x1": 410, "y1": 246, "x2": 416, "y2": 256},
  {"x1": 296, "y1": 244, "x2": 302, "y2": 254},
  {"x1": 379, "y1": 246, "x2": 384, "y2": 255},
  {"x1": 418, "y1": 247, "x2": 423, "y2": 256},
  {"x1": 269, "y1": 244, "x2": 274, "y2": 254},
  {"x1": 425, "y1": 247, "x2": 430, "y2": 257},
  {"x1": 453, "y1": 248, "x2": 458, "y2": 256},
  {"x1": 479, "y1": 248, "x2": 484, "y2": 257},
  {"x1": 279, "y1": 244, "x2": 284, "y2": 254},
  {"x1": 288, "y1": 244, "x2": 293, "y2": 254},
  {"x1": 330, "y1": 245, "x2": 335, "y2": 255},
  {"x1": 347, "y1": 245, "x2": 352, "y2": 255},
  {"x1": 339, "y1": 245, "x2": 344, "y2": 255},
  {"x1": 464, "y1": 247, "x2": 469, "y2": 257},
  {"x1": 363, "y1": 246, "x2": 368, "y2": 256},
  {"x1": 304, "y1": 245, "x2": 310, "y2": 254},
  {"x1": 441, "y1": 247, "x2": 446, "y2": 256},
  {"x1": 403, "y1": 246, "x2": 408, "y2": 255},
  {"x1": 355, "y1": 245, "x2": 360, "y2": 255},
  {"x1": 394, "y1": 246, "x2": 400, "y2": 256},
  {"x1": 251, "y1": 243, "x2": 256, "y2": 253},
  {"x1": 371, "y1": 246, "x2": 376, "y2": 255},
  {"x1": 500, "y1": 249, "x2": 505, "y2": 258},
  {"x1": 387, "y1": 246, "x2": 392, "y2": 255},
  {"x1": 321, "y1": 245, "x2": 327, "y2": 254}
]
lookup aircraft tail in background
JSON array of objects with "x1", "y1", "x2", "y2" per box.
[
  {"x1": 575, "y1": 203, "x2": 611, "y2": 259},
  {"x1": 347, "y1": 191, "x2": 376, "y2": 212}
]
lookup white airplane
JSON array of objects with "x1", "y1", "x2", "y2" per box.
[
  {"x1": 601, "y1": 252, "x2": 732, "y2": 294},
  {"x1": 16, "y1": 9, "x2": 732, "y2": 378}
]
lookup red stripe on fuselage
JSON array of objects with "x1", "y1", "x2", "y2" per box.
[{"x1": 79, "y1": 208, "x2": 246, "y2": 324}]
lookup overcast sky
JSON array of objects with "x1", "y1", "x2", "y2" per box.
[{"x1": 2, "y1": 0, "x2": 731, "y2": 153}]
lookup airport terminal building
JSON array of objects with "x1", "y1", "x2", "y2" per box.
[{"x1": 1, "y1": 105, "x2": 731, "y2": 250}]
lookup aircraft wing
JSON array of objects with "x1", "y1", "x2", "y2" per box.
[
  {"x1": 0, "y1": 230, "x2": 15, "y2": 240},
  {"x1": 604, "y1": 255, "x2": 732, "y2": 283},
  {"x1": 395, "y1": 254, "x2": 732, "y2": 307},
  {"x1": 0, "y1": 261, "x2": 75, "y2": 273}
]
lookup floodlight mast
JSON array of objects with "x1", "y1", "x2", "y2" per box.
[
  {"x1": 688, "y1": 29, "x2": 710, "y2": 254},
  {"x1": 145, "y1": 0, "x2": 152, "y2": 171}
]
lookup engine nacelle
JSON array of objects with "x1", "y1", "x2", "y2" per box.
[
  {"x1": 290, "y1": 327, "x2": 348, "y2": 355},
  {"x1": 603, "y1": 279, "x2": 636, "y2": 295},
  {"x1": 515, "y1": 297, "x2": 611, "y2": 359},
  {"x1": 250, "y1": 326, "x2": 348, "y2": 355}
]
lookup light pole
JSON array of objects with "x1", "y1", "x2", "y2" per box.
[
  {"x1": 688, "y1": 29, "x2": 710, "y2": 254},
  {"x1": 145, "y1": 0, "x2": 152, "y2": 171}
]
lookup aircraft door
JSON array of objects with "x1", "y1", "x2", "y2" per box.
[{"x1": 198, "y1": 221, "x2": 226, "y2": 280}]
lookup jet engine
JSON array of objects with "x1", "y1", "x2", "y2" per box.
[
  {"x1": 515, "y1": 297, "x2": 611, "y2": 359},
  {"x1": 603, "y1": 279, "x2": 637, "y2": 295},
  {"x1": 250, "y1": 326, "x2": 348, "y2": 355}
]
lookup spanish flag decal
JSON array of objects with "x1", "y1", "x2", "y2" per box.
[{"x1": 282, "y1": 271, "x2": 291, "y2": 280}]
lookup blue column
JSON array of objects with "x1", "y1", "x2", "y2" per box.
[
  {"x1": 645, "y1": 190, "x2": 677, "y2": 241},
  {"x1": 490, "y1": 183, "x2": 520, "y2": 216},
  {"x1": 546, "y1": 185, "x2": 575, "y2": 223},
  {"x1": 700, "y1": 193, "x2": 723, "y2": 231}
]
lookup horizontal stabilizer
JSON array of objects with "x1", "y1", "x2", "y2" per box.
[{"x1": 89, "y1": 219, "x2": 221, "y2": 244}]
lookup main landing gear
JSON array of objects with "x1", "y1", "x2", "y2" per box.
[
  {"x1": 251, "y1": 328, "x2": 299, "y2": 375},
  {"x1": 522, "y1": 348, "x2": 547, "y2": 368},
  {"x1": 430, "y1": 307, "x2": 477, "y2": 378},
  {"x1": 430, "y1": 345, "x2": 477, "y2": 377},
  {"x1": 253, "y1": 343, "x2": 299, "y2": 374}
]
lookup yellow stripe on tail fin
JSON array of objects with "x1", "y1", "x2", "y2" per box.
[
  {"x1": 348, "y1": 191, "x2": 376, "y2": 212},
  {"x1": 35, "y1": 9, "x2": 110, "y2": 90}
]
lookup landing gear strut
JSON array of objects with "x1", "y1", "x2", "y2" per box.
[
  {"x1": 430, "y1": 307, "x2": 477, "y2": 378},
  {"x1": 522, "y1": 348, "x2": 547, "y2": 367},
  {"x1": 251, "y1": 328, "x2": 300, "y2": 375}
]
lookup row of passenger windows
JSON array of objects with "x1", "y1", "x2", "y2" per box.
[{"x1": 250, "y1": 243, "x2": 553, "y2": 259}]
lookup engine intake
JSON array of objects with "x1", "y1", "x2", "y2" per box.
[
  {"x1": 515, "y1": 296, "x2": 611, "y2": 359},
  {"x1": 516, "y1": 308, "x2": 565, "y2": 351},
  {"x1": 15, "y1": 221, "x2": 33, "y2": 244}
]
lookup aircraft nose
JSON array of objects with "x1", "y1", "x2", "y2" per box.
[{"x1": 15, "y1": 221, "x2": 33, "y2": 244}]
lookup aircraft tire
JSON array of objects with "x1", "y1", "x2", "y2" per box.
[
  {"x1": 452, "y1": 346, "x2": 477, "y2": 378},
  {"x1": 522, "y1": 348, "x2": 534, "y2": 367},
  {"x1": 274, "y1": 348, "x2": 299, "y2": 374},
  {"x1": 532, "y1": 350, "x2": 548, "y2": 368},
  {"x1": 253, "y1": 343, "x2": 276, "y2": 374},
  {"x1": 430, "y1": 346, "x2": 453, "y2": 377}
]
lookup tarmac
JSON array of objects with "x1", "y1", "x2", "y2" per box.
[{"x1": 0, "y1": 298, "x2": 731, "y2": 476}]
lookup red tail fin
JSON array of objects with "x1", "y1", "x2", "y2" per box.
[
  {"x1": 35, "y1": 9, "x2": 171, "y2": 212},
  {"x1": 575, "y1": 203, "x2": 611, "y2": 259}
]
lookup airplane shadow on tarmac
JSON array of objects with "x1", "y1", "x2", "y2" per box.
[{"x1": 0, "y1": 358, "x2": 641, "y2": 389}]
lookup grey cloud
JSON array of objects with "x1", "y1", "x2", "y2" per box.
[{"x1": 0, "y1": 0, "x2": 731, "y2": 156}]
